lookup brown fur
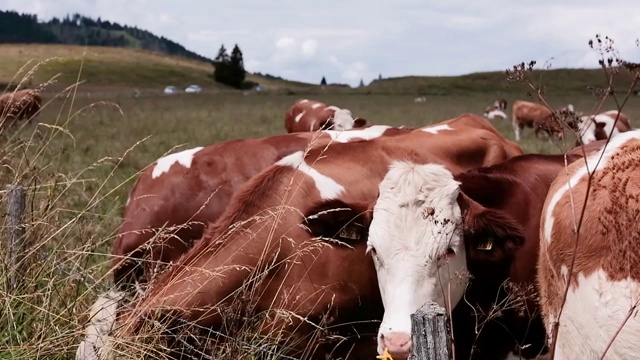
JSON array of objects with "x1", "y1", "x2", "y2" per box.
[
  {"x1": 111, "y1": 127, "x2": 412, "y2": 290},
  {"x1": 538, "y1": 135, "x2": 640, "y2": 349},
  {"x1": 0, "y1": 89, "x2": 42, "y2": 130},
  {"x1": 284, "y1": 98, "x2": 367, "y2": 133},
  {"x1": 114, "y1": 114, "x2": 523, "y2": 359},
  {"x1": 441, "y1": 152, "x2": 586, "y2": 359}
]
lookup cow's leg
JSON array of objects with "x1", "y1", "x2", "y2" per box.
[
  {"x1": 513, "y1": 119, "x2": 522, "y2": 141},
  {"x1": 76, "y1": 290, "x2": 126, "y2": 360}
]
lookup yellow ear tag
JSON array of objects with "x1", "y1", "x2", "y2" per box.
[
  {"x1": 338, "y1": 224, "x2": 362, "y2": 240},
  {"x1": 477, "y1": 237, "x2": 494, "y2": 251},
  {"x1": 376, "y1": 348, "x2": 394, "y2": 360}
]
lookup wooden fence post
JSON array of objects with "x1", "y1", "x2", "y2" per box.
[
  {"x1": 4, "y1": 184, "x2": 27, "y2": 292},
  {"x1": 409, "y1": 301, "x2": 453, "y2": 360}
]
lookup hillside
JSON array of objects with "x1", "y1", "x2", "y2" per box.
[
  {"x1": 0, "y1": 10, "x2": 210, "y2": 63},
  {"x1": 0, "y1": 44, "x2": 319, "y2": 92}
]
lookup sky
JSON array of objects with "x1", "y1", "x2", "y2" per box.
[{"x1": 2, "y1": 0, "x2": 639, "y2": 87}]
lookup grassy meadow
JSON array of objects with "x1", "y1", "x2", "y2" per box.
[{"x1": 1, "y1": 44, "x2": 639, "y2": 359}]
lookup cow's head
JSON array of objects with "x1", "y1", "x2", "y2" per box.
[
  {"x1": 366, "y1": 161, "x2": 525, "y2": 359},
  {"x1": 576, "y1": 115, "x2": 608, "y2": 145},
  {"x1": 483, "y1": 105, "x2": 507, "y2": 120},
  {"x1": 321, "y1": 109, "x2": 367, "y2": 131}
]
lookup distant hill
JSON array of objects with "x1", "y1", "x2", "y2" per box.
[{"x1": 0, "y1": 10, "x2": 211, "y2": 63}]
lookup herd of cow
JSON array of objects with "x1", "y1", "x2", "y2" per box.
[{"x1": 71, "y1": 97, "x2": 640, "y2": 360}]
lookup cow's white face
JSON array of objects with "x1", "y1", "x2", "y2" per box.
[
  {"x1": 578, "y1": 116, "x2": 598, "y2": 145},
  {"x1": 367, "y1": 161, "x2": 469, "y2": 358},
  {"x1": 331, "y1": 109, "x2": 356, "y2": 130}
]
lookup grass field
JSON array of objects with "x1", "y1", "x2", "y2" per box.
[{"x1": 0, "y1": 44, "x2": 639, "y2": 359}]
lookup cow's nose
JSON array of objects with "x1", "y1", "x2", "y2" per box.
[{"x1": 379, "y1": 332, "x2": 412, "y2": 359}]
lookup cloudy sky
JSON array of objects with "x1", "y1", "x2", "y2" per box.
[{"x1": 2, "y1": 0, "x2": 639, "y2": 86}]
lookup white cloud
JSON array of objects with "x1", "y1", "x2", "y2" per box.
[{"x1": 1, "y1": 0, "x2": 639, "y2": 86}]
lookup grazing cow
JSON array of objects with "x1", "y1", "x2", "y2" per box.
[
  {"x1": 511, "y1": 100, "x2": 575, "y2": 141},
  {"x1": 483, "y1": 98, "x2": 508, "y2": 120},
  {"x1": 414, "y1": 96, "x2": 427, "y2": 103},
  {"x1": 574, "y1": 110, "x2": 631, "y2": 146},
  {"x1": 76, "y1": 125, "x2": 412, "y2": 360},
  {"x1": 111, "y1": 125, "x2": 412, "y2": 290},
  {"x1": 363, "y1": 150, "x2": 591, "y2": 359},
  {"x1": 0, "y1": 88, "x2": 42, "y2": 130},
  {"x1": 284, "y1": 98, "x2": 367, "y2": 133},
  {"x1": 107, "y1": 114, "x2": 522, "y2": 360},
  {"x1": 537, "y1": 130, "x2": 640, "y2": 360}
]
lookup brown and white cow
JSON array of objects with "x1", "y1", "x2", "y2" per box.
[
  {"x1": 362, "y1": 150, "x2": 591, "y2": 359},
  {"x1": 77, "y1": 125, "x2": 412, "y2": 360},
  {"x1": 0, "y1": 88, "x2": 42, "y2": 130},
  {"x1": 538, "y1": 129, "x2": 640, "y2": 360},
  {"x1": 483, "y1": 98, "x2": 508, "y2": 120},
  {"x1": 111, "y1": 125, "x2": 412, "y2": 290},
  {"x1": 574, "y1": 109, "x2": 632, "y2": 146},
  {"x1": 511, "y1": 100, "x2": 575, "y2": 141},
  {"x1": 284, "y1": 98, "x2": 367, "y2": 133},
  {"x1": 106, "y1": 114, "x2": 522, "y2": 360}
]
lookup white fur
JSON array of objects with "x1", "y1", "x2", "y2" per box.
[
  {"x1": 419, "y1": 124, "x2": 454, "y2": 134},
  {"x1": 545, "y1": 269, "x2": 640, "y2": 360},
  {"x1": 151, "y1": 147, "x2": 203, "y2": 179},
  {"x1": 543, "y1": 130, "x2": 640, "y2": 244},
  {"x1": 75, "y1": 290, "x2": 125, "y2": 360},
  {"x1": 326, "y1": 105, "x2": 341, "y2": 111},
  {"x1": 485, "y1": 108, "x2": 508, "y2": 120},
  {"x1": 321, "y1": 125, "x2": 391, "y2": 143},
  {"x1": 299, "y1": 99, "x2": 309, "y2": 103},
  {"x1": 367, "y1": 161, "x2": 467, "y2": 355},
  {"x1": 330, "y1": 108, "x2": 357, "y2": 131},
  {"x1": 578, "y1": 114, "x2": 622, "y2": 145},
  {"x1": 275, "y1": 151, "x2": 344, "y2": 200},
  {"x1": 295, "y1": 111, "x2": 306, "y2": 123},
  {"x1": 311, "y1": 103, "x2": 323, "y2": 109}
]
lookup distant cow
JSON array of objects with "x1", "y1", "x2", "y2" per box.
[
  {"x1": 284, "y1": 98, "x2": 367, "y2": 133},
  {"x1": 538, "y1": 130, "x2": 640, "y2": 360},
  {"x1": 101, "y1": 114, "x2": 522, "y2": 360},
  {"x1": 574, "y1": 110, "x2": 631, "y2": 146},
  {"x1": 362, "y1": 150, "x2": 589, "y2": 359},
  {"x1": 0, "y1": 88, "x2": 42, "y2": 130},
  {"x1": 511, "y1": 100, "x2": 575, "y2": 141},
  {"x1": 483, "y1": 98, "x2": 508, "y2": 120}
]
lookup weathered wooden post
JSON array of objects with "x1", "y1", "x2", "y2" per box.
[
  {"x1": 409, "y1": 301, "x2": 453, "y2": 360},
  {"x1": 4, "y1": 183, "x2": 27, "y2": 291}
]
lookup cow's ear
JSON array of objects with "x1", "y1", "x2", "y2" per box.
[
  {"x1": 302, "y1": 199, "x2": 373, "y2": 244},
  {"x1": 354, "y1": 117, "x2": 367, "y2": 127},
  {"x1": 458, "y1": 192, "x2": 524, "y2": 263}
]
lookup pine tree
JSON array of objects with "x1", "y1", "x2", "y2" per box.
[
  {"x1": 320, "y1": 76, "x2": 327, "y2": 86},
  {"x1": 212, "y1": 44, "x2": 230, "y2": 85},
  {"x1": 358, "y1": 78, "x2": 364, "y2": 87},
  {"x1": 228, "y1": 44, "x2": 246, "y2": 88}
]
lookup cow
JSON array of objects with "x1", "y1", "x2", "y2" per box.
[
  {"x1": 511, "y1": 100, "x2": 576, "y2": 141},
  {"x1": 483, "y1": 98, "x2": 508, "y2": 120},
  {"x1": 361, "y1": 149, "x2": 593, "y2": 359},
  {"x1": 76, "y1": 125, "x2": 413, "y2": 360},
  {"x1": 284, "y1": 98, "x2": 367, "y2": 133},
  {"x1": 110, "y1": 125, "x2": 412, "y2": 291},
  {"x1": 537, "y1": 129, "x2": 640, "y2": 360},
  {"x1": 102, "y1": 114, "x2": 523, "y2": 360},
  {"x1": 0, "y1": 88, "x2": 42, "y2": 131},
  {"x1": 574, "y1": 110, "x2": 631, "y2": 146}
]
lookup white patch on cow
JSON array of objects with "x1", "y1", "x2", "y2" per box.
[
  {"x1": 367, "y1": 161, "x2": 466, "y2": 355},
  {"x1": 543, "y1": 130, "x2": 640, "y2": 244},
  {"x1": 330, "y1": 108, "x2": 357, "y2": 131},
  {"x1": 578, "y1": 114, "x2": 622, "y2": 145},
  {"x1": 299, "y1": 99, "x2": 309, "y2": 103},
  {"x1": 546, "y1": 269, "x2": 640, "y2": 360},
  {"x1": 326, "y1": 105, "x2": 341, "y2": 111},
  {"x1": 484, "y1": 109, "x2": 508, "y2": 120},
  {"x1": 322, "y1": 125, "x2": 391, "y2": 143},
  {"x1": 151, "y1": 147, "x2": 203, "y2": 179},
  {"x1": 311, "y1": 103, "x2": 323, "y2": 109},
  {"x1": 75, "y1": 290, "x2": 125, "y2": 360},
  {"x1": 275, "y1": 151, "x2": 344, "y2": 200},
  {"x1": 419, "y1": 124, "x2": 454, "y2": 134},
  {"x1": 295, "y1": 111, "x2": 305, "y2": 123}
]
